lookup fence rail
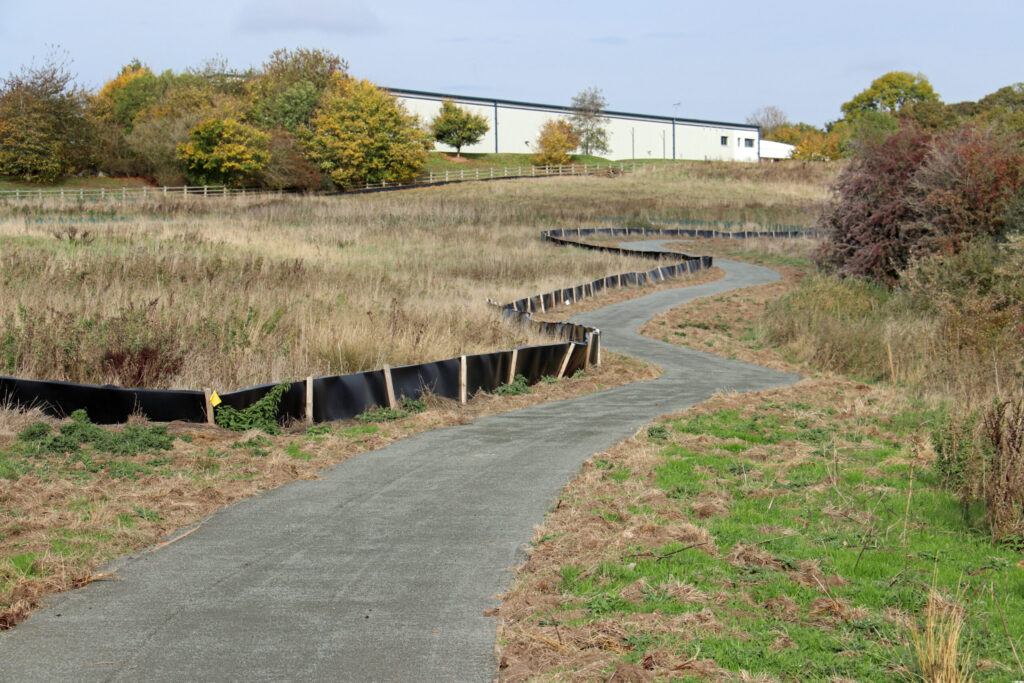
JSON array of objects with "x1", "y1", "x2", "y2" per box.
[{"x1": 0, "y1": 162, "x2": 640, "y2": 202}]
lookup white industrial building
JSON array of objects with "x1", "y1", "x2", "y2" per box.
[
  {"x1": 390, "y1": 88, "x2": 762, "y2": 162},
  {"x1": 759, "y1": 139, "x2": 796, "y2": 160}
]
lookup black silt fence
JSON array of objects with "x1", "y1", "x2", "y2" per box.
[
  {"x1": 0, "y1": 375, "x2": 206, "y2": 424},
  {"x1": 0, "y1": 226, "x2": 760, "y2": 426}
]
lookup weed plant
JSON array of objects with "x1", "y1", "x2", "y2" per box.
[
  {"x1": 214, "y1": 383, "x2": 290, "y2": 434},
  {"x1": 494, "y1": 374, "x2": 530, "y2": 396},
  {"x1": 354, "y1": 396, "x2": 427, "y2": 423}
]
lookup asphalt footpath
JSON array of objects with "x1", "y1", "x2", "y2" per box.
[{"x1": 0, "y1": 242, "x2": 801, "y2": 681}]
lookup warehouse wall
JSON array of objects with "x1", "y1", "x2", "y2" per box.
[{"x1": 391, "y1": 89, "x2": 760, "y2": 162}]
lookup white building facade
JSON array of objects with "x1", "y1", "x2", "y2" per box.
[{"x1": 390, "y1": 88, "x2": 761, "y2": 162}]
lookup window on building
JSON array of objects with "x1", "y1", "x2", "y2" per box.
[
  {"x1": 744, "y1": 138, "x2": 755, "y2": 148},
  {"x1": 720, "y1": 136, "x2": 728, "y2": 146}
]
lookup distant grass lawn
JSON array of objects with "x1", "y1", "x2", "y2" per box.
[
  {"x1": 0, "y1": 176, "x2": 153, "y2": 191},
  {"x1": 423, "y1": 152, "x2": 616, "y2": 172},
  {"x1": 3, "y1": 155, "x2": 673, "y2": 189}
]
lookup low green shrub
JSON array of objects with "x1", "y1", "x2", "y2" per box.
[
  {"x1": 494, "y1": 374, "x2": 530, "y2": 396},
  {"x1": 17, "y1": 409, "x2": 174, "y2": 456},
  {"x1": 647, "y1": 424, "x2": 669, "y2": 441}
]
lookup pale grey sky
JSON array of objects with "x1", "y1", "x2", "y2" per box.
[{"x1": 0, "y1": 0, "x2": 1020, "y2": 127}]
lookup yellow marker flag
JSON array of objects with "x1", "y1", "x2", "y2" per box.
[{"x1": 210, "y1": 391, "x2": 222, "y2": 407}]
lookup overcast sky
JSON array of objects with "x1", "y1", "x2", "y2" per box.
[{"x1": 0, "y1": 0, "x2": 1020, "y2": 128}]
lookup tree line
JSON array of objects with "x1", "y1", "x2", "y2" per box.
[
  {"x1": 0, "y1": 48, "x2": 612, "y2": 189},
  {"x1": 749, "y1": 71, "x2": 1024, "y2": 161}
]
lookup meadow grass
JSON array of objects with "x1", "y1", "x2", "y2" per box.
[{"x1": 0, "y1": 161, "x2": 831, "y2": 392}]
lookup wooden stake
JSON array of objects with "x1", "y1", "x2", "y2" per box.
[
  {"x1": 594, "y1": 330, "x2": 602, "y2": 366},
  {"x1": 556, "y1": 344, "x2": 574, "y2": 378},
  {"x1": 383, "y1": 365, "x2": 398, "y2": 409},
  {"x1": 305, "y1": 376, "x2": 314, "y2": 424},
  {"x1": 539, "y1": 295, "x2": 545, "y2": 313},
  {"x1": 584, "y1": 335, "x2": 593, "y2": 369},
  {"x1": 459, "y1": 355, "x2": 468, "y2": 404},
  {"x1": 203, "y1": 388, "x2": 214, "y2": 425},
  {"x1": 508, "y1": 348, "x2": 519, "y2": 384}
]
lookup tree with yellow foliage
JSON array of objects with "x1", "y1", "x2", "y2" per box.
[
  {"x1": 176, "y1": 118, "x2": 269, "y2": 186},
  {"x1": 532, "y1": 119, "x2": 580, "y2": 166},
  {"x1": 303, "y1": 77, "x2": 431, "y2": 189}
]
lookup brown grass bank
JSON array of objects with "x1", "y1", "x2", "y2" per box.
[{"x1": 0, "y1": 162, "x2": 832, "y2": 392}]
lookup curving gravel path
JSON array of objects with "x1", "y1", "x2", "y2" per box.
[{"x1": 0, "y1": 243, "x2": 800, "y2": 682}]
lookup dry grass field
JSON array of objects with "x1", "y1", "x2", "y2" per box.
[{"x1": 0, "y1": 162, "x2": 832, "y2": 392}]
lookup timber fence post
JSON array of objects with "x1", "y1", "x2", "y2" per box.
[
  {"x1": 305, "y1": 376, "x2": 314, "y2": 424},
  {"x1": 459, "y1": 356, "x2": 468, "y2": 404},
  {"x1": 203, "y1": 388, "x2": 215, "y2": 425},
  {"x1": 383, "y1": 365, "x2": 398, "y2": 409}
]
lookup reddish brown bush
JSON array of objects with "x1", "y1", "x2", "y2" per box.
[
  {"x1": 817, "y1": 122, "x2": 1024, "y2": 283},
  {"x1": 816, "y1": 125, "x2": 932, "y2": 283}
]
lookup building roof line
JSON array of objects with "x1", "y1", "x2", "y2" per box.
[{"x1": 386, "y1": 87, "x2": 760, "y2": 132}]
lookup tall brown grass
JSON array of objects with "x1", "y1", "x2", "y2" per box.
[
  {"x1": 0, "y1": 163, "x2": 833, "y2": 391},
  {"x1": 762, "y1": 239, "x2": 1024, "y2": 408},
  {"x1": 910, "y1": 588, "x2": 973, "y2": 683}
]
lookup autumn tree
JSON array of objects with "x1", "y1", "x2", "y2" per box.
[
  {"x1": 842, "y1": 71, "x2": 939, "y2": 117},
  {"x1": 176, "y1": 117, "x2": 269, "y2": 186},
  {"x1": 569, "y1": 86, "x2": 609, "y2": 156},
  {"x1": 533, "y1": 119, "x2": 580, "y2": 166},
  {"x1": 0, "y1": 51, "x2": 90, "y2": 183},
  {"x1": 303, "y1": 77, "x2": 431, "y2": 188},
  {"x1": 123, "y1": 67, "x2": 248, "y2": 185},
  {"x1": 430, "y1": 99, "x2": 489, "y2": 157},
  {"x1": 88, "y1": 61, "x2": 169, "y2": 176},
  {"x1": 248, "y1": 48, "x2": 346, "y2": 132},
  {"x1": 908, "y1": 124, "x2": 1024, "y2": 253}
]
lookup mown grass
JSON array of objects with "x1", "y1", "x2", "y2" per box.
[{"x1": 499, "y1": 382, "x2": 1024, "y2": 681}]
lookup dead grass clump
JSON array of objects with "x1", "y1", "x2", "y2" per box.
[
  {"x1": 764, "y1": 595, "x2": 801, "y2": 619},
  {"x1": 727, "y1": 543, "x2": 783, "y2": 570},
  {"x1": 661, "y1": 579, "x2": 709, "y2": 604},
  {"x1": 810, "y1": 596, "x2": 850, "y2": 621},
  {"x1": 0, "y1": 402, "x2": 53, "y2": 439},
  {"x1": 790, "y1": 559, "x2": 849, "y2": 591},
  {"x1": 619, "y1": 578, "x2": 651, "y2": 604},
  {"x1": 691, "y1": 490, "x2": 731, "y2": 518},
  {"x1": 982, "y1": 395, "x2": 1024, "y2": 543},
  {"x1": 909, "y1": 590, "x2": 974, "y2": 683}
]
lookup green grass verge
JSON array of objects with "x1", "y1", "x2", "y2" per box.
[{"x1": 534, "y1": 400, "x2": 1024, "y2": 680}]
